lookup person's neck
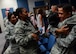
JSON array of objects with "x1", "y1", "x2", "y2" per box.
[
  {"x1": 67, "y1": 14, "x2": 72, "y2": 19},
  {"x1": 20, "y1": 17, "x2": 29, "y2": 22},
  {"x1": 20, "y1": 16, "x2": 26, "y2": 21}
]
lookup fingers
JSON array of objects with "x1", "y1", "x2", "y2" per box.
[
  {"x1": 62, "y1": 25, "x2": 68, "y2": 28},
  {"x1": 61, "y1": 25, "x2": 69, "y2": 30},
  {"x1": 32, "y1": 33, "x2": 39, "y2": 41}
]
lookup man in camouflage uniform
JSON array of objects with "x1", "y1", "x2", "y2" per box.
[{"x1": 50, "y1": 4, "x2": 76, "y2": 54}]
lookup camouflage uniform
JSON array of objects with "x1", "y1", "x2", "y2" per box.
[
  {"x1": 4, "y1": 22, "x2": 20, "y2": 54},
  {"x1": 4, "y1": 17, "x2": 9, "y2": 27},
  {"x1": 50, "y1": 15, "x2": 76, "y2": 54},
  {"x1": 14, "y1": 19, "x2": 39, "y2": 54}
]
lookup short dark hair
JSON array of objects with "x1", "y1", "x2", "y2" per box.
[
  {"x1": 7, "y1": 12, "x2": 12, "y2": 21},
  {"x1": 58, "y1": 4, "x2": 72, "y2": 14}
]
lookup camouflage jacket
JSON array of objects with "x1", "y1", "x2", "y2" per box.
[
  {"x1": 50, "y1": 15, "x2": 76, "y2": 54},
  {"x1": 14, "y1": 19, "x2": 39, "y2": 54},
  {"x1": 4, "y1": 22, "x2": 15, "y2": 40}
]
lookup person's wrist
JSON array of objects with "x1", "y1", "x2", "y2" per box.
[
  {"x1": 32, "y1": 33, "x2": 39, "y2": 41},
  {"x1": 55, "y1": 28, "x2": 62, "y2": 34}
]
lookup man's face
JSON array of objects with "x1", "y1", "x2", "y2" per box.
[
  {"x1": 51, "y1": 6, "x2": 57, "y2": 12},
  {"x1": 58, "y1": 8, "x2": 68, "y2": 21}
]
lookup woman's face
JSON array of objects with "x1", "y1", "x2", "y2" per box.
[
  {"x1": 20, "y1": 8, "x2": 28, "y2": 21},
  {"x1": 10, "y1": 14, "x2": 18, "y2": 24},
  {"x1": 22, "y1": 8, "x2": 28, "y2": 17}
]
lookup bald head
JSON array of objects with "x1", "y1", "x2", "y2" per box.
[{"x1": 51, "y1": 5, "x2": 58, "y2": 12}]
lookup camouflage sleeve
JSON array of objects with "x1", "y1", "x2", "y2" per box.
[
  {"x1": 4, "y1": 27, "x2": 14, "y2": 40},
  {"x1": 57, "y1": 26, "x2": 76, "y2": 47},
  {"x1": 4, "y1": 27, "x2": 10, "y2": 40},
  {"x1": 49, "y1": 25, "x2": 57, "y2": 35},
  {"x1": 14, "y1": 27, "x2": 33, "y2": 46}
]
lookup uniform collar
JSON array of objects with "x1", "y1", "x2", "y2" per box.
[{"x1": 8, "y1": 21, "x2": 14, "y2": 27}]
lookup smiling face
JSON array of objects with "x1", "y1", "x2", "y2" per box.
[
  {"x1": 58, "y1": 4, "x2": 72, "y2": 22},
  {"x1": 58, "y1": 7, "x2": 69, "y2": 21},
  {"x1": 10, "y1": 14, "x2": 18, "y2": 25}
]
